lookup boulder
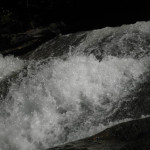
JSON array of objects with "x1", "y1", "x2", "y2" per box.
[{"x1": 47, "y1": 117, "x2": 150, "y2": 150}]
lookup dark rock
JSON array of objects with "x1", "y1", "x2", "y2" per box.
[
  {"x1": 47, "y1": 117, "x2": 150, "y2": 150},
  {"x1": 0, "y1": 22, "x2": 66, "y2": 56},
  {"x1": 23, "y1": 21, "x2": 150, "y2": 61},
  {"x1": 22, "y1": 31, "x2": 87, "y2": 60}
]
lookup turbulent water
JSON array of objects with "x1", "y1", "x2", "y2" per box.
[
  {"x1": 0, "y1": 22, "x2": 150, "y2": 150},
  {"x1": 0, "y1": 54, "x2": 24, "y2": 80}
]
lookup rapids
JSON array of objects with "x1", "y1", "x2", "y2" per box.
[{"x1": 0, "y1": 21, "x2": 150, "y2": 150}]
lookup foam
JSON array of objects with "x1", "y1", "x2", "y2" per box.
[
  {"x1": 0, "y1": 54, "x2": 24, "y2": 80},
  {"x1": 0, "y1": 54, "x2": 149, "y2": 150}
]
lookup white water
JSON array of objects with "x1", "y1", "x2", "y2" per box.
[
  {"x1": 0, "y1": 54, "x2": 24, "y2": 80},
  {"x1": 0, "y1": 53, "x2": 150, "y2": 150}
]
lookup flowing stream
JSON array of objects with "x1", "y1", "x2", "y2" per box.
[{"x1": 0, "y1": 22, "x2": 150, "y2": 150}]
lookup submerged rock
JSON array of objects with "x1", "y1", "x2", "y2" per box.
[
  {"x1": 48, "y1": 117, "x2": 150, "y2": 150},
  {"x1": 23, "y1": 21, "x2": 150, "y2": 60}
]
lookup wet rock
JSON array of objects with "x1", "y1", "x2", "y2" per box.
[
  {"x1": 47, "y1": 117, "x2": 150, "y2": 150},
  {"x1": 23, "y1": 21, "x2": 150, "y2": 61},
  {"x1": 0, "y1": 22, "x2": 66, "y2": 56}
]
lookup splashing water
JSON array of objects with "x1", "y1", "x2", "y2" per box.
[
  {"x1": 0, "y1": 52, "x2": 149, "y2": 150},
  {"x1": 0, "y1": 54, "x2": 24, "y2": 80}
]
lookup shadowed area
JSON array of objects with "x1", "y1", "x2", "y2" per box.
[{"x1": 48, "y1": 117, "x2": 150, "y2": 150}]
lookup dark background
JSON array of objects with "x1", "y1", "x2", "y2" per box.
[{"x1": 0, "y1": 0, "x2": 150, "y2": 34}]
